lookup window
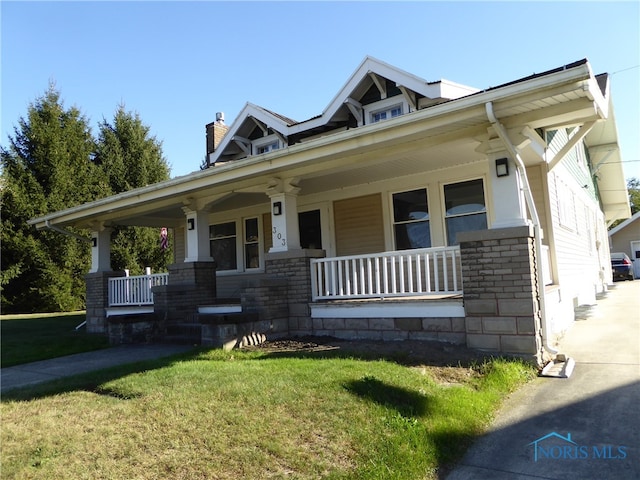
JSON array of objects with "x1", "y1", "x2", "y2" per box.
[
  {"x1": 244, "y1": 218, "x2": 260, "y2": 269},
  {"x1": 444, "y1": 179, "x2": 487, "y2": 245},
  {"x1": 299, "y1": 210, "x2": 322, "y2": 249},
  {"x1": 210, "y1": 222, "x2": 237, "y2": 271},
  {"x1": 392, "y1": 188, "x2": 431, "y2": 249},
  {"x1": 256, "y1": 141, "x2": 279, "y2": 154},
  {"x1": 371, "y1": 104, "x2": 403, "y2": 123}
]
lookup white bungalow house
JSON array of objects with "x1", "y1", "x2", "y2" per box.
[{"x1": 29, "y1": 57, "x2": 631, "y2": 365}]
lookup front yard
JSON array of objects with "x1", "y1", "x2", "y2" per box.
[{"x1": 1, "y1": 340, "x2": 535, "y2": 479}]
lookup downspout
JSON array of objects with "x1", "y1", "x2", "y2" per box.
[
  {"x1": 44, "y1": 220, "x2": 92, "y2": 243},
  {"x1": 485, "y1": 102, "x2": 558, "y2": 358}
]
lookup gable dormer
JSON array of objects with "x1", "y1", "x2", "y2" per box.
[{"x1": 205, "y1": 56, "x2": 479, "y2": 167}]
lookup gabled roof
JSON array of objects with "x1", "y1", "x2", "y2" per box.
[
  {"x1": 209, "y1": 56, "x2": 479, "y2": 164},
  {"x1": 29, "y1": 57, "x2": 628, "y2": 231},
  {"x1": 609, "y1": 211, "x2": 640, "y2": 236}
]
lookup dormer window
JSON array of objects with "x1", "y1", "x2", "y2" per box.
[
  {"x1": 371, "y1": 105, "x2": 403, "y2": 123},
  {"x1": 253, "y1": 135, "x2": 280, "y2": 155},
  {"x1": 364, "y1": 96, "x2": 408, "y2": 125}
]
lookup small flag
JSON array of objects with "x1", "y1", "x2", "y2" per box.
[{"x1": 160, "y1": 227, "x2": 169, "y2": 250}]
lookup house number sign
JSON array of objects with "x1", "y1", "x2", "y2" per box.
[{"x1": 272, "y1": 226, "x2": 286, "y2": 247}]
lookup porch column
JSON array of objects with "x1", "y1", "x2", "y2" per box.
[
  {"x1": 182, "y1": 207, "x2": 214, "y2": 262},
  {"x1": 487, "y1": 151, "x2": 529, "y2": 229},
  {"x1": 90, "y1": 226, "x2": 113, "y2": 273},
  {"x1": 266, "y1": 177, "x2": 301, "y2": 253}
]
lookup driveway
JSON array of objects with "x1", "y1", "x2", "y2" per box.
[{"x1": 446, "y1": 280, "x2": 640, "y2": 479}]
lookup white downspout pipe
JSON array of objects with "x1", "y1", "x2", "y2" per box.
[{"x1": 485, "y1": 102, "x2": 558, "y2": 357}]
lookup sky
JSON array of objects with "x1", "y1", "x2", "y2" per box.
[{"x1": 2, "y1": 1, "x2": 639, "y2": 181}]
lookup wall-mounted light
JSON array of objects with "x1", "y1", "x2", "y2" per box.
[
  {"x1": 273, "y1": 201, "x2": 282, "y2": 216},
  {"x1": 91, "y1": 237, "x2": 97, "y2": 248},
  {"x1": 187, "y1": 218, "x2": 195, "y2": 230},
  {"x1": 495, "y1": 158, "x2": 509, "y2": 177}
]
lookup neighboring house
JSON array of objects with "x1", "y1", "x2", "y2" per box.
[
  {"x1": 29, "y1": 57, "x2": 631, "y2": 366},
  {"x1": 609, "y1": 211, "x2": 640, "y2": 279}
]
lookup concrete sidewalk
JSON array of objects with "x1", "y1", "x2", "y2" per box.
[
  {"x1": 1, "y1": 344, "x2": 194, "y2": 395},
  {"x1": 446, "y1": 280, "x2": 640, "y2": 480}
]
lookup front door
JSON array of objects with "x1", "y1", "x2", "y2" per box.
[{"x1": 631, "y1": 240, "x2": 640, "y2": 279}]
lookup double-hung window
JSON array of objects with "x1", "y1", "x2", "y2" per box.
[
  {"x1": 210, "y1": 222, "x2": 237, "y2": 271},
  {"x1": 444, "y1": 179, "x2": 487, "y2": 245},
  {"x1": 392, "y1": 188, "x2": 431, "y2": 249},
  {"x1": 244, "y1": 217, "x2": 260, "y2": 269}
]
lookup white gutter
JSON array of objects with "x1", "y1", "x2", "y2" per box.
[
  {"x1": 44, "y1": 220, "x2": 92, "y2": 243},
  {"x1": 485, "y1": 102, "x2": 558, "y2": 357}
]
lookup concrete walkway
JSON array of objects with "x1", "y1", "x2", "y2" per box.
[
  {"x1": 1, "y1": 344, "x2": 194, "y2": 395},
  {"x1": 446, "y1": 280, "x2": 640, "y2": 480}
]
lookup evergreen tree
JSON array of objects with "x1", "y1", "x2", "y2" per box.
[
  {"x1": 1, "y1": 87, "x2": 104, "y2": 312},
  {"x1": 94, "y1": 106, "x2": 172, "y2": 275}
]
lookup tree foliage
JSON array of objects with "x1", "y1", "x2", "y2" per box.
[
  {"x1": 1, "y1": 89, "x2": 172, "y2": 313},
  {"x1": 627, "y1": 177, "x2": 639, "y2": 215},
  {"x1": 1, "y1": 87, "x2": 101, "y2": 312},
  {"x1": 95, "y1": 106, "x2": 172, "y2": 275}
]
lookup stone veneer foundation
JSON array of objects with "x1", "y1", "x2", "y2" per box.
[{"x1": 458, "y1": 225, "x2": 544, "y2": 365}]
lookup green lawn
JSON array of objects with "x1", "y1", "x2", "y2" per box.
[
  {"x1": 1, "y1": 312, "x2": 110, "y2": 367},
  {"x1": 1, "y1": 347, "x2": 536, "y2": 479}
]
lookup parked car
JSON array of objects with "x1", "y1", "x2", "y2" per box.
[{"x1": 611, "y1": 252, "x2": 634, "y2": 281}]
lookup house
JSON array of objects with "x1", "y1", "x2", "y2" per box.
[
  {"x1": 608, "y1": 211, "x2": 640, "y2": 279},
  {"x1": 28, "y1": 57, "x2": 631, "y2": 366}
]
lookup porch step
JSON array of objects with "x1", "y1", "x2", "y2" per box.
[{"x1": 197, "y1": 311, "x2": 259, "y2": 325}]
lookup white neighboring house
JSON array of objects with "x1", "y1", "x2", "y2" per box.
[{"x1": 29, "y1": 57, "x2": 631, "y2": 365}]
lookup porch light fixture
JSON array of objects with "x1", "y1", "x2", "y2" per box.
[
  {"x1": 91, "y1": 237, "x2": 97, "y2": 248},
  {"x1": 187, "y1": 218, "x2": 195, "y2": 230},
  {"x1": 495, "y1": 158, "x2": 509, "y2": 177},
  {"x1": 273, "y1": 201, "x2": 282, "y2": 216}
]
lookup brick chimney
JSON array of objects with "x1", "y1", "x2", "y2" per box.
[{"x1": 205, "y1": 112, "x2": 229, "y2": 167}]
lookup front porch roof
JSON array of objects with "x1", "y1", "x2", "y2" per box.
[{"x1": 29, "y1": 58, "x2": 628, "y2": 231}]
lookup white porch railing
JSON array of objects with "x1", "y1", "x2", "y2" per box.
[
  {"x1": 310, "y1": 246, "x2": 462, "y2": 301},
  {"x1": 108, "y1": 273, "x2": 169, "y2": 306}
]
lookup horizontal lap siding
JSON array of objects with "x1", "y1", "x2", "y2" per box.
[{"x1": 334, "y1": 194, "x2": 385, "y2": 256}]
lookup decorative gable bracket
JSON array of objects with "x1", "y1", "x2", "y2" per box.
[{"x1": 344, "y1": 97, "x2": 363, "y2": 126}]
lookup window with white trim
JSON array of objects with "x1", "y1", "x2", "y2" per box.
[
  {"x1": 244, "y1": 217, "x2": 260, "y2": 269},
  {"x1": 392, "y1": 188, "x2": 431, "y2": 249},
  {"x1": 253, "y1": 135, "x2": 280, "y2": 155},
  {"x1": 371, "y1": 104, "x2": 403, "y2": 123},
  {"x1": 444, "y1": 179, "x2": 487, "y2": 245},
  {"x1": 210, "y1": 222, "x2": 237, "y2": 271}
]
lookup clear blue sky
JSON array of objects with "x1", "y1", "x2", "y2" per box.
[{"x1": 2, "y1": 1, "x2": 639, "y2": 180}]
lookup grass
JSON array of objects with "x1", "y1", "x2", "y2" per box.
[
  {"x1": 1, "y1": 347, "x2": 536, "y2": 479},
  {"x1": 1, "y1": 312, "x2": 110, "y2": 367}
]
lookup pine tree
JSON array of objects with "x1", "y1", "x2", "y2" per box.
[
  {"x1": 95, "y1": 106, "x2": 172, "y2": 275},
  {"x1": 1, "y1": 87, "x2": 104, "y2": 312}
]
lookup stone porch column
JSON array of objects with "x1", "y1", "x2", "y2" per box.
[
  {"x1": 459, "y1": 226, "x2": 544, "y2": 365},
  {"x1": 85, "y1": 270, "x2": 124, "y2": 333}
]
